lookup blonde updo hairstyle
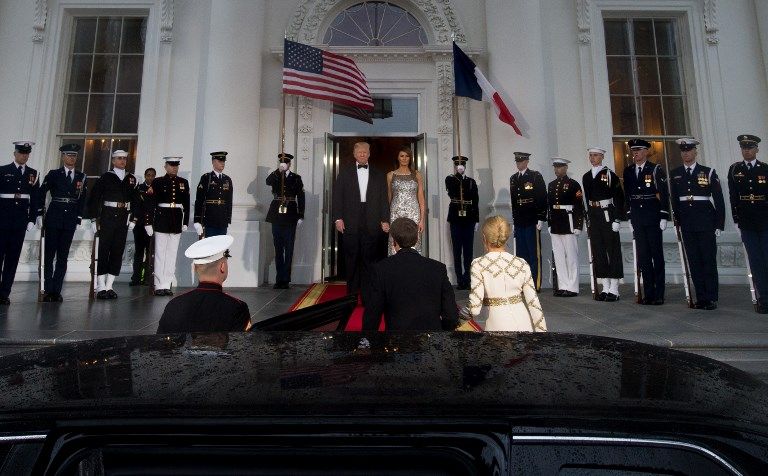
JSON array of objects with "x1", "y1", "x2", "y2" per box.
[{"x1": 482, "y1": 216, "x2": 511, "y2": 248}]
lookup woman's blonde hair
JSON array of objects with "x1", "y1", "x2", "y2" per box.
[{"x1": 482, "y1": 216, "x2": 511, "y2": 248}]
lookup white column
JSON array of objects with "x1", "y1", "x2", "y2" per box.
[{"x1": 756, "y1": 0, "x2": 768, "y2": 89}]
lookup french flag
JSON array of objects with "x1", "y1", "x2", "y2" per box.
[{"x1": 453, "y1": 42, "x2": 522, "y2": 136}]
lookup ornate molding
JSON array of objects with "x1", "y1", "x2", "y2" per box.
[
  {"x1": 575, "y1": 0, "x2": 591, "y2": 45},
  {"x1": 271, "y1": 46, "x2": 454, "y2": 63},
  {"x1": 436, "y1": 61, "x2": 453, "y2": 134},
  {"x1": 704, "y1": 0, "x2": 719, "y2": 45},
  {"x1": 297, "y1": 96, "x2": 313, "y2": 161},
  {"x1": 32, "y1": 0, "x2": 48, "y2": 43},
  {"x1": 160, "y1": 0, "x2": 174, "y2": 43}
]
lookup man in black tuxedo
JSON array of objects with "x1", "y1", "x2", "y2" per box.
[
  {"x1": 363, "y1": 217, "x2": 459, "y2": 331},
  {"x1": 332, "y1": 141, "x2": 390, "y2": 297}
]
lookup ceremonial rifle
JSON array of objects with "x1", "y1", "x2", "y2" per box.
[
  {"x1": 663, "y1": 164, "x2": 695, "y2": 308},
  {"x1": 631, "y1": 229, "x2": 643, "y2": 304},
  {"x1": 742, "y1": 242, "x2": 759, "y2": 312},
  {"x1": 37, "y1": 204, "x2": 46, "y2": 302},
  {"x1": 583, "y1": 204, "x2": 598, "y2": 300},
  {"x1": 199, "y1": 172, "x2": 212, "y2": 241},
  {"x1": 89, "y1": 226, "x2": 99, "y2": 301}
]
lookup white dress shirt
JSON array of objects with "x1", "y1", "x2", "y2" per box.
[
  {"x1": 591, "y1": 165, "x2": 605, "y2": 178},
  {"x1": 112, "y1": 168, "x2": 126, "y2": 181},
  {"x1": 357, "y1": 164, "x2": 369, "y2": 202}
]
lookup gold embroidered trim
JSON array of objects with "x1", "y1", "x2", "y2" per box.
[{"x1": 482, "y1": 295, "x2": 523, "y2": 306}]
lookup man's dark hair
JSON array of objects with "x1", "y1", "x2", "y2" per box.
[
  {"x1": 390, "y1": 217, "x2": 418, "y2": 248},
  {"x1": 144, "y1": 167, "x2": 156, "y2": 175}
]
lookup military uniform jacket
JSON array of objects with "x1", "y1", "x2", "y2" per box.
[
  {"x1": 581, "y1": 167, "x2": 626, "y2": 225},
  {"x1": 547, "y1": 176, "x2": 585, "y2": 234},
  {"x1": 144, "y1": 174, "x2": 191, "y2": 233},
  {"x1": 0, "y1": 163, "x2": 40, "y2": 230},
  {"x1": 510, "y1": 169, "x2": 547, "y2": 227},
  {"x1": 727, "y1": 160, "x2": 768, "y2": 231},
  {"x1": 85, "y1": 171, "x2": 139, "y2": 227},
  {"x1": 156, "y1": 282, "x2": 250, "y2": 333},
  {"x1": 41, "y1": 167, "x2": 87, "y2": 230},
  {"x1": 194, "y1": 172, "x2": 233, "y2": 228},
  {"x1": 622, "y1": 161, "x2": 670, "y2": 226},
  {"x1": 445, "y1": 174, "x2": 479, "y2": 224},
  {"x1": 265, "y1": 170, "x2": 305, "y2": 225},
  {"x1": 670, "y1": 163, "x2": 725, "y2": 232},
  {"x1": 133, "y1": 182, "x2": 151, "y2": 226}
]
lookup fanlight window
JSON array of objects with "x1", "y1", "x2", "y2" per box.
[{"x1": 323, "y1": 1, "x2": 428, "y2": 46}]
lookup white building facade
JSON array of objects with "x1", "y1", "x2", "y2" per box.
[{"x1": 0, "y1": 0, "x2": 766, "y2": 288}]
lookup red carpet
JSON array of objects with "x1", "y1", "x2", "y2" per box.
[{"x1": 289, "y1": 283, "x2": 384, "y2": 331}]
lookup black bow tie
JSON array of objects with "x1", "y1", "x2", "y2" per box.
[{"x1": 357, "y1": 164, "x2": 368, "y2": 169}]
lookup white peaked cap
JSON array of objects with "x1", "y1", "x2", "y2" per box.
[
  {"x1": 112, "y1": 149, "x2": 128, "y2": 158},
  {"x1": 185, "y1": 235, "x2": 234, "y2": 264},
  {"x1": 551, "y1": 157, "x2": 571, "y2": 165},
  {"x1": 587, "y1": 147, "x2": 607, "y2": 154}
]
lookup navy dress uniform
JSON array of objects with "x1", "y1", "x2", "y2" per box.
[
  {"x1": 445, "y1": 156, "x2": 479, "y2": 290},
  {"x1": 145, "y1": 157, "x2": 191, "y2": 295},
  {"x1": 266, "y1": 153, "x2": 305, "y2": 289},
  {"x1": 130, "y1": 178, "x2": 153, "y2": 285},
  {"x1": 85, "y1": 150, "x2": 139, "y2": 299},
  {"x1": 670, "y1": 138, "x2": 725, "y2": 310},
  {"x1": 727, "y1": 134, "x2": 768, "y2": 313},
  {"x1": 156, "y1": 235, "x2": 251, "y2": 333},
  {"x1": 0, "y1": 141, "x2": 41, "y2": 305},
  {"x1": 623, "y1": 138, "x2": 670, "y2": 305},
  {"x1": 582, "y1": 147, "x2": 625, "y2": 301},
  {"x1": 547, "y1": 158, "x2": 585, "y2": 296},
  {"x1": 510, "y1": 152, "x2": 547, "y2": 290},
  {"x1": 39, "y1": 144, "x2": 87, "y2": 301},
  {"x1": 194, "y1": 151, "x2": 233, "y2": 238}
]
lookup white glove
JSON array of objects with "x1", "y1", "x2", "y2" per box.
[
  {"x1": 128, "y1": 221, "x2": 135, "y2": 231},
  {"x1": 547, "y1": 227, "x2": 551, "y2": 234},
  {"x1": 474, "y1": 223, "x2": 479, "y2": 232},
  {"x1": 297, "y1": 219, "x2": 304, "y2": 227},
  {"x1": 91, "y1": 221, "x2": 98, "y2": 234},
  {"x1": 715, "y1": 229, "x2": 722, "y2": 237},
  {"x1": 536, "y1": 220, "x2": 544, "y2": 231},
  {"x1": 574, "y1": 228, "x2": 581, "y2": 236},
  {"x1": 145, "y1": 225, "x2": 154, "y2": 236},
  {"x1": 629, "y1": 222, "x2": 634, "y2": 233},
  {"x1": 77, "y1": 219, "x2": 85, "y2": 230},
  {"x1": 193, "y1": 222, "x2": 204, "y2": 235},
  {"x1": 660, "y1": 219, "x2": 667, "y2": 231},
  {"x1": 26, "y1": 222, "x2": 34, "y2": 232},
  {"x1": 279, "y1": 163, "x2": 288, "y2": 172},
  {"x1": 182, "y1": 225, "x2": 188, "y2": 232},
  {"x1": 36, "y1": 216, "x2": 43, "y2": 229},
  {"x1": 611, "y1": 221, "x2": 620, "y2": 233}
]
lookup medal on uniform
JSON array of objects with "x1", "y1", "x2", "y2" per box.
[
  {"x1": 759, "y1": 176, "x2": 766, "y2": 184},
  {"x1": 223, "y1": 182, "x2": 230, "y2": 190},
  {"x1": 179, "y1": 183, "x2": 185, "y2": 190},
  {"x1": 76, "y1": 181, "x2": 82, "y2": 190},
  {"x1": 279, "y1": 204, "x2": 287, "y2": 214},
  {"x1": 644, "y1": 174, "x2": 652, "y2": 187},
  {"x1": 28, "y1": 174, "x2": 36, "y2": 185},
  {"x1": 459, "y1": 209, "x2": 467, "y2": 217},
  {"x1": 524, "y1": 182, "x2": 533, "y2": 190}
]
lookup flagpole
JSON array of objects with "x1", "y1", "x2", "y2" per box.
[
  {"x1": 453, "y1": 96, "x2": 461, "y2": 158},
  {"x1": 280, "y1": 92, "x2": 286, "y2": 156}
]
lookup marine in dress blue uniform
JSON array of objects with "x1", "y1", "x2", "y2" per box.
[
  {"x1": 266, "y1": 153, "x2": 305, "y2": 289},
  {"x1": 445, "y1": 155, "x2": 479, "y2": 290},
  {"x1": 669, "y1": 138, "x2": 725, "y2": 310},
  {"x1": 623, "y1": 138, "x2": 670, "y2": 305},
  {"x1": 39, "y1": 144, "x2": 87, "y2": 302},
  {"x1": 0, "y1": 141, "x2": 41, "y2": 305},
  {"x1": 509, "y1": 152, "x2": 547, "y2": 291},
  {"x1": 130, "y1": 168, "x2": 156, "y2": 286},
  {"x1": 727, "y1": 134, "x2": 768, "y2": 314},
  {"x1": 194, "y1": 151, "x2": 233, "y2": 238}
]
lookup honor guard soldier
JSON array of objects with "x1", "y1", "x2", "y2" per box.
[
  {"x1": 670, "y1": 138, "x2": 725, "y2": 310},
  {"x1": 193, "y1": 151, "x2": 233, "y2": 238},
  {"x1": 582, "y1": 147, "x2": 625, "y2": 301},
  {"x1": 0, "y1": 141, "x2": 41, "y2": 305},
  {"x1": 85, "y1": 149, "x2": 139, "y2": 299},
  {"x1": 265, "y1": 153, "x2": 305, "y2": 289},
  {"x1": 728, "y1": 134, "x2": 768, "y2": 313},
  {"x1": 509, "y1": 152, "x2": 547, "y2": 290},
  {"x1": 623, "y1": 138, "x2": 670, "y2": 305},
  {"x1": 145, "y1": 156, "x2": 190, "y2": 296},
  {"x1": 547, "y1": 158, "x2": 585, "y2": 297},
  {"x1": 39, "y1": 144, "x2": 87, "y2": 302},
  {"x1": 130, "y1": 167, "x2": 156, "y2": 286},
  {"x1": 445, "y1": 155, "x2": 479, "y2": 290},
  {"x1": 157, "y1": 235, "x2": 251, "y2": 333}
]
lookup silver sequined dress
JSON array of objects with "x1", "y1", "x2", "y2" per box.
[{"x1": 389, "y1": 172, "x2": 421, "y2": 254}]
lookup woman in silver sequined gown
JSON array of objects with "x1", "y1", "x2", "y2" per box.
[{"x1": 387, "y1": 148, "x2": 426, "y2": 254}]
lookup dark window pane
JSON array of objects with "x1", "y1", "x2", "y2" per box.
[
  {"x1": 633, "y1": 19, "x2": 655, "y2": 55},
  {"x1": 68, "y1": 55, "x2": 93, "y2": 92},
  {"x1": 613, "y1": 140, "x2": 633, "y2": 175},
  {"x1": 636, "y1": 58, "x2": 660, "y2": 94},
  {"x1": 640, "y1": 96, "x2": 663, "y2": 135},
  {"x1": 73, "y1": 18, "x2": 97, "y2": 54},
  {"x1": 86, "y1": 95, "x2": 115, "y2": 133},
  {"x1": 658, "y1": 58, "x2": 682, "y2": 94},
  {"x1": 117, "y1": 56, "x2": 144, "y2": 93},
  {"x1": 663, "y1": 140, "x2": 683, "y2": 171},
  {"x1": 663, "y1": 97, "x2": 687, "y2": 135},
  {"x1": 610, "y1": 96, "x2": 638, "y2": 135},
  {"x1": 607, "y1": 58, "x2": 633, "y2": 94},
  {"x1": 95, "y1": 17, "x2": 122, "y2": 53},
  {"x1": 654, "y1": 20, "x2": 677, "y2": 55},
  {"x1": 62, "y1": 94, "x2": 88, "y2": 133},
  {"x1": 90, "y1": 55, "x2": 118, "y2": 93},
  {"x1": 121, "y1": 18, "x2": 146, "y2": 53},
  {"x1": 113, "y1": 95, "x2": 140, "y2": 133},
  {"x1": 604, "y1": 20, "x2": 629, "y2": 55},
  {"x1": 647, "y1": 140, "x2": 667, "y2": 168},
  {"x1": 84, "y1": 138, "x2": 113, "y2": 176}
]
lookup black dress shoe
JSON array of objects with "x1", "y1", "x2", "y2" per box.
[
  {"x1": 55, "y1": 293, "x2": 63, "y2": 302},
  {"x1": 595, "y1": 292, "x2": 607, "y2": 301},
  {"x1": 42, "y1": 293, "x2": 54, "y2": 303},
  {"x1": 704, "y1": 302, "x2": 717, "y2": 310},
  {"x1": 165, "y1": 289, "x2": 174, "y2": 296},
  {"x1": 554, "y1": 289, "x2": 564, "y2": 297},
  {"x1": 129, "y1": 280, "x2": 140, "y2": 287},
  {"x1": 652, "y1": 298, "x2": 665, "y2": 305},
  {"x1": 605, "y1": 293, "x2": 619, "y2": 302},
  {"x1": 562, "y1": 291, "x2": 578, "y2": 297},
  {"x1": 273, "y1": 282, "x2": 281, "y2": 289},
  {"x1": 107, "y1": 290, "x2": 118, "y2": 299},
  {"x1": 0, "y1": 297, "x2": 9, "y2": 305},
  {"x1": 96, "y1": 290, "x2": 109, "y2": 300},
  {"x1": 154, "y1": 289, "x2": 167, "y2": 296}
]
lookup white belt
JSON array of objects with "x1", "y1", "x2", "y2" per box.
[
  {"x1": 551, "y1": 204, "x2": 574, "y2": 211},
  {"x1": 103, "y1": 201, "x2": 130, "y2": 210},
  {"x1": 679, "y1": 196, "x2": 710, "y2": 202},
  {"x1": 157, "y1": 203, "x2": 182, "y2": 208},
  {"x1": 589, "y1": 199, "x2": 613, "y2": 208},
  {"x1": 0, "y1": 193, "x2": 30, "y2": 199}
]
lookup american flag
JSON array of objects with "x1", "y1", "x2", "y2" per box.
[{"x1": 283, "y1": 39, "x2": 374, "y2": 111}]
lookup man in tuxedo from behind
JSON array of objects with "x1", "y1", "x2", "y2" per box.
[
  {"x1": 332, "y1": 141, "x2": 390, "y2": 299},
  {"x1": 363, "y1": 217, "x2": 460, "y2": 331}
]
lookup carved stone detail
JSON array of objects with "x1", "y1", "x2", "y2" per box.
[
  {"x1": 436, "y1": 60, "x2": 453, "y2": 134},
  {"x1": 160, "y1": 0, "x2": 174, "y2": 43},
  {"x1": 704, "y1": 0, "x2": 719, "y2": 45},
  {"x1": 575, "y1": 0, "x2": 591, "y2": 45},
  {"x1": 297, "y1": 96, "x2": 313, "y2": 160},
  {"x1": 33, "y1": 0, "x2": 48, "y2": 43}
]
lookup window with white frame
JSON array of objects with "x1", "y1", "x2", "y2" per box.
[
  {"x1": 604, "y1": 17, "x2": 691, "y2": 176},
  {"x1": 59, "y1": 16, "x2": 146, "y2": 180},
  {"x1": 323, "y1": 1, "x2": 427, "y2": 46}
]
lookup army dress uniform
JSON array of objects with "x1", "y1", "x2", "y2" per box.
[
  {"x1": 727, "y1": 134, "x2": 768, "y2": 313},
  {"x1": 0, "y1": 141, "x2": 41, "y2": 304},
  {"x1": 445, "y1": 156, "x2": 479, "y2": 289},
  {"x1": 194, "y1": 151, "x2": 233, "y2": 237},
  {"x1": 266, "y1": 153, "x2": 305, "y2": 289},
  {"x1": 510, "y1": 153, "x2": 547, "y2": 290},
  {"x1": 130, "y1": 180, "x2": 152, "y2": 285},
  {"x1": 547, "y1": 159, "x2": 585, "y2": 296}
]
